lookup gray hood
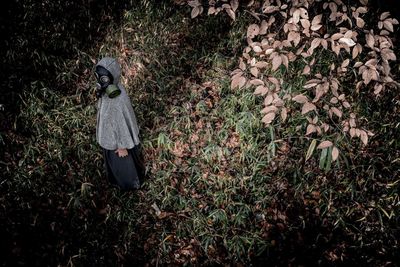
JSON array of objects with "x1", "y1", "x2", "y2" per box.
[{"x1": 96, "y1": 57, "x2": 121, "y2": 85}]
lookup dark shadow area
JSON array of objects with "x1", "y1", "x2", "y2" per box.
[
  {"x1": 1, "y1": 0, "x2": 132, "y2": 106},
  {"x1": 0, "y1": 1, "x2": 136, "y2": 266},
  {"x1": 0, "y1": 2, "x2": 241, "y2": 266}
]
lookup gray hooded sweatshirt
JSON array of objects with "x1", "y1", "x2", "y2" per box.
[{"x1": 96, "y1": 57, "x2": 140, "y2": 150}]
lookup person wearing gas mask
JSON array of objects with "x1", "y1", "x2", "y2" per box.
[{"x1": 94, "y1": 57, "x2": 145, "y2": 190}]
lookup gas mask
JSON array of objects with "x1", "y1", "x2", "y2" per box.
[{"x1": 94, "y1": 66, "x2": 121, "y2": 98}]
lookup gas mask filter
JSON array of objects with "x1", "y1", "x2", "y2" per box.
[{"x1": 94, "y1": 66, "x2": 121, "y2": 98}]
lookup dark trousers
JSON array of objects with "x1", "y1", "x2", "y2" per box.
[{"x1": 103, "y1": 145, "x2": 145, "y2": 190}]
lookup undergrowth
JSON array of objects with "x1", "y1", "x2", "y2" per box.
[{"x1": 1, "y1": 1, "x2": 399, "y2": 266}]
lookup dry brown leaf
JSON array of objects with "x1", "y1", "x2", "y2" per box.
[
  {"x1": 383, "y1": 20, "x2": 394, "y2": 32},
  {"x1": 231, "y1": 75, "x2": 246, "y2": 89},
  {"x1": 311, "y1": 14, "x2": 323, "y2": 26},
  {"x1": 299, "y1": 8, "x2": 308, "y2": 19},
  {"x1": 300, "y1": 18, "x2": 310, "y2": 29},
  {"x1": 255, "y1": 61, "x2": 268, "y2": 68},
  {"x1": 264, "y1": 94, "x2": 274, "y2": 105},
  {"x1": 268, "y1": 77, "x2": 280, "y2": 85},
  {"x1": 360, "y1": 130, "x2": 368, "y2": 145},
  {"x1": 191, "y1": 6, "x2": 201, "y2": 18},
  {"x1": 304, "y1": 82, "x2": 318, "y2": 89},
  {"x1": 265, "y1": 48, "x2": 275, "y2": 55},
  {"x1": 317, "y1": 140, "x2": 333, "y2": 149},
  {"x1": 352, "y1": 45, "x2": 359, "y2": 59},
  {"x1": 350, "y1": 127, "x2": 356, "y2": 137},
  {"x1": 342, "y1": 101, "x2": 351, "y2": 108},
  {"x1": 357, "y1": 7, "x2": 368, "y2": 14},
  {"x1": 261, "y1": 105, "x2": 278, "y2": 114},
  {"x1": 281, "y1": 54, "x2": 289, "y2": 68},
  {"x1": 302, "y1": 65, "x2": 311, "y2": 75},
  {"x1": 259, "y1": 20, "x2": 268, "y2": 35},
  {"x1": 226, "y1": 8, "x2": 236, "y2": 20},
  {"x1": 293, "y1": 9, "x2": 301, "y2": 24},
  {"x1": 330, "y1": 97, "x2": 338, "y2": 104},
  {"x1": 374, "y1": 83, "x2": 383, "y2": 95},
  {"x1": 331, "y1": 43, "x2": 340, "y2": 56},
  {"x1": 187, "y1": 0, "x2": 200, "y2": 7},
  {"x1": 356, "y1": 17, "x2": 365, "y2": 28},
  {"x1": 247, "y1": 24, "x2": 260, "y2": 39},
  {"x1": 381, "y1": 49, "x2": 396, "y2": 61},
  {"x1": 318, "y1": 139, "x2": 334, "y2": 149},
  {"x1": 253, "y1": 46, "x2": 263, "y2": 53},
  {"x1": 311, "y1": 24, "x2": 322, "y2": 31},
  {"x1": 263, "y1": 5, "x2": 279, "y2": 14},
  {"x1": 239, "y1": 59, "x2": 246, "y2": 71},
  {"x1": 331, "y1": 33, "x2": 344, "y2": 40},
  {"x1": 366, "y1": 33, "x2": 374, "y2": 48},
  {"x1": 341, "y1": 59, "x2": 350, "y2": 68},
  {"x1": 230, "y1": 0, "x2": 239, "y2": 11},
  {"x1": 339, "y1": 37, "x2": 356, "y2": 47},
  {"x1": 322, "y1": 123, "x2": 330, "y2": 132},
  {"x1": 354, "y1": 61, "x2": 363, "y2": 68},
  {"x1": 310, "y1": 38, "x2": 321, "y2": 51},
  {"x1": 302, "y1": 102, "x2": 316, "y2": 114},
  {"x1": 362, "y1": 69, "x2": 371, "y2": 85},
  {"x1": 250, "y1": 79, "x2": 264, "y2": 86},
  {"x1": 272, "y1": 55, "x2": 282, "y2": 71},
  {"x1": 262, "y1": 112, "x2": 276, "y2": 124},
  {"x1": 254, "y1": 85, "x2": 267, "y2": 95},
  {"x1": 208, "y1": 6, "x2": 217, "y2": 15},
  {"x1": 380, "y1": 12, "x2": 391, "y2": 21},
  {"x1": 332, "y1": 147, "x2": 339, "y2": 161},
  {"x1": 292, "y1": 94, "x2": 308, "y2": 104},
  {"x1": 250, "y1": 67, "x2": 259, "y2": 77},
  {"x1": 281, "y1": 107, "x2": 288, "y2": 122},
  {"x1": 306, "y1": 124, "x2": 316, "y2": 135},
  {"x1": 331, "y1": 107, "x2": 342, "y2": 118}
]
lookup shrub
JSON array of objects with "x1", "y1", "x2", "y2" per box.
[{"x1": 186, "y1": 0, "x2": 399, "y2": 171}]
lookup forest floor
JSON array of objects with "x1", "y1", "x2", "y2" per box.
[{"x1": 1, "y1": 2, "x2": 400, "y2": 267}]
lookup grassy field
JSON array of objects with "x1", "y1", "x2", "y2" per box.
[{"x1": 1, "y1": 1, "x2": 399, "y2": 266}]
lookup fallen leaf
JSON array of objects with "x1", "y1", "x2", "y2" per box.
[
  {"x1": 317, "y1": 140, "x2": 333, "y2": 149},
  {"x1": 339, "y1": 37, "x2": 356, "y2": 47},
  {"x1": 356, "y1": 17, "x2": 365, "y2": 28},
  {"x1": 366, "y1": 33, "x2": 375, "y2": 48},
  {"x1": 191, "y1": 6, "x2": 200, "y2": 18},
  {"x1": 261, "y1": 105, "x2": 278, "y2": 114},
  {"x1": 281, "y1": 107, "x2": 288, "y2": 122},
  {"x1": 302, "y1": 65, "x2": 311, "y2": 75},
  {"x1": 302, "y1": 102, "x2": 316, "y2": 114},
  {"x1": 332, "y1": 146, "x2": 339, "y2": 161},
  {"x1": 331, "y1": 107, "x2": 342, "y2": 118},
  {"x1": 230, "y1": 0, "x2": 239, "y2": 11},
  {"x1": 262, "y1": 112, "x2": 276, "y2": 124},
  {"x1": 254, "y1": 85, "x2": 268, "y2": 95},
  {"x1": 272, "y1": 55, "x2": 282, "y2": 71},
  {"x1": 306, "y1": 124, "x2": 316, "y2": 135},
  {"x1": 360, "y1": 130, "x2": 368, "y2": 145},
  {"x1": 226, "y1": 8, "x2": 236, "y2": 20},
  {"x1": 292, "y1": 94, "x2": 308, "y2": 104},
  {"x1": 247, "y1": 24, "x2": 260, "y2": 38}
]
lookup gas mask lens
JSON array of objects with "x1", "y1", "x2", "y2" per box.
[{"x1": 100, "y1": 76, "x2": 110, "y2": 84}]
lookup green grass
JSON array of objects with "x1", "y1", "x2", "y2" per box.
[{"x1": 1, "y1": 1, "x2": 400, "y2": 266}]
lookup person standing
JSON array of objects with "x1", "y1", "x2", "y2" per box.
[{"x1": 94, "y1": 57, "x2": 144, "y2": 190}]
